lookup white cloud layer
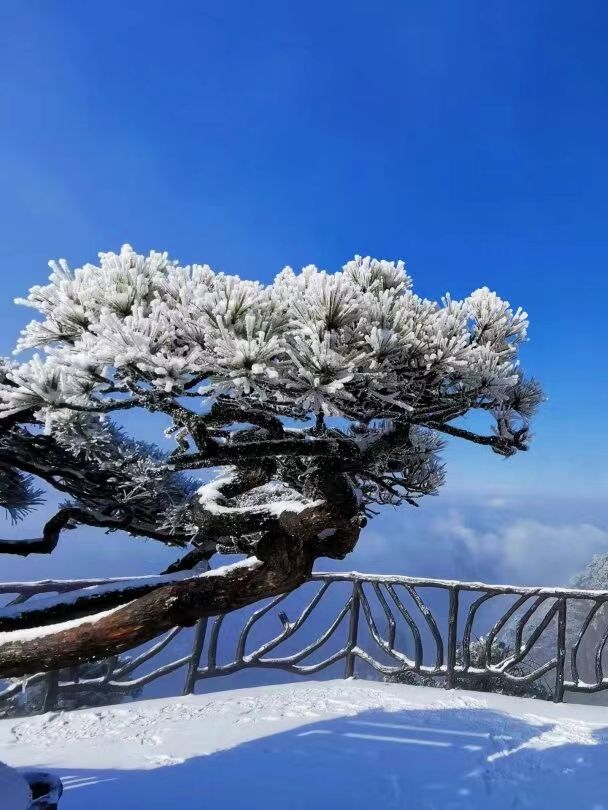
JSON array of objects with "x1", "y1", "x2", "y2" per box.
[
  {"x1": 432, "y1": 510, "x2": 608, "y2": 586},
  {"x1": 344, "y1": 494, "x2": 608, "y2": 588}
]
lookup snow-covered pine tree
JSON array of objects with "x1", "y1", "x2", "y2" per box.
[{"x1": 0, "y1": 246, "x2": 542, "y2": 677}]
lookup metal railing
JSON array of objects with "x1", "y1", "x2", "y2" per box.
[{"x1": 3, "y1": 571, "x2": 608, "y2": 714}]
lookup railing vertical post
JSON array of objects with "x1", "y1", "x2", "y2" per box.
[
  {"x1": 344, "y1": 581, "x2": 360, "y2": 679},
  {"x1": 183, "y1": 618, "x2": 208, "y2": 695},
  {"x1": 41, "y1": 671, "x2": 59, "y2": 713},
  {"x1": 554, "y1": 598, "x2": 567, "y2": 703},
  {"x1": 446, "y1": 586, "x2": 459, "y2": 689}
]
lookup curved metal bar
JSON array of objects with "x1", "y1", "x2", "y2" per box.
[
  {"x1": 56, "y1": 655, "x2": 192, "y2": 691},
  {"x1": 113, "y1": 628, "x2": 183, "y2": 678},
  {"x1": 354, "y1": 647, "x2": 412, "y2": 677},
  {"x1": 0, "y1": 672, "x2": 48, "y2": 702},
  {"x1": 400, "y1": 584, "x2": 443, "y2": 670},
  {"x1": 358, "y1": 585, "x2": 412, "y2": 668},
  {"x1": 235, "y1": 592, "x2": 292, "y2": 661},
  {"x1": 206, "y1": 614, "x2": 225, "y2": 672},
  {"x1": 594, "y1": 620, "x2": 608, "y2": 686},
  {"x1": 255, "y1": 601, "x2": 352, "y2": 667},
  {"x1": 493, "y1": 601, "x2": 560, "y2": 674},
  {"x1": 571, "y1": 599, "x2": 605, "y2": 685},
  {"x1": 371, "y1": 583, "x2": 396, "y2": 650},
  {"x1": 563, "y1": 678, "x2": 608, "y2": 694},
  {"x1": 461, "y1": 592, "x2": 496, "y2": 670},
  {"x1": 196, "y1": 648, "x2": 349, "y2": 679},
  {"x1": 263, "y1": 647, "x2": 348, "y2": 676},
  {"x1": 485, "y1": 594, "x2": 531, "y2": 664},
  {"x1": 452, "y1": 658, "x2": 558, "y2": 689},
  {"x1": 513, "y1": 596, "x2": 553, "y2": 654},
  {"x1": 385, "y1": 584, "x2": 423, "y2": 667},
  {"x1": 106, "y1": 656, "x2": 191, "y2": 689},
  {"x1": 501, "y1": 658, "x2": 558, "y2": 683},
  {"x1": 238, "y1": 582, "x2": 331, "y2": 662}
]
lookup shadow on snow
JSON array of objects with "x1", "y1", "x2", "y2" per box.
[{"x1": 49, "y1": 705, "x2": 608, "y2": 809}]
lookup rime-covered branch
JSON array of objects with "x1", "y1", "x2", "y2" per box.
[
  {"x1": 0, "y1": 506, "x2": 131, "y2": 556},
  {"x1": 425, "y1": 420, "x2": 529, "y2": 456}
]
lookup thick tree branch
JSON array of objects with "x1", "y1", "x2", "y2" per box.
[
  {"x1": 171, "y1": 436, "x2": 360, "y2": 470},
  {"x1": 0, "y1": 527, "x2": 316, "y2": 678}
]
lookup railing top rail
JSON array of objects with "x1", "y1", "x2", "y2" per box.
[
  {"x1": 311, "y1": 571, "x2": 608, "y2": 600},
  {"x1": 2, "y1": 571, "x2": 608, "y2": 600}
]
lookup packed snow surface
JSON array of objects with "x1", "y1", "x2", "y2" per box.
[{"x1": 2, "y1": 680, "x2": 608, "y2": 809}]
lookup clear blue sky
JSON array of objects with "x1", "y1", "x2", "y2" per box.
[{"x1": 0, "y1": 0, "x2": 607, "y2": 583}]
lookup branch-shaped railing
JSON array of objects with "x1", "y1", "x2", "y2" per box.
[{"x1": 3, "y1": 571, "x2": 608, "y2": 714}]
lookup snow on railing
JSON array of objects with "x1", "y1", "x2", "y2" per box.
[{"x1": 2, "y1": 571, "x2": 608, "y2": 714}]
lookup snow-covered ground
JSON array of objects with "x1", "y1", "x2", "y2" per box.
[{"x1": 2, "y1": 680, "x2": 608, "y2": 809}]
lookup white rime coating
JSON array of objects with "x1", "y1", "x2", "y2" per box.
[{"x1": 1, "y1": 247, "x2": 529, "y2": 422}]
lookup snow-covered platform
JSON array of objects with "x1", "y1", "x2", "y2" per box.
[{"x1": 2, "y1": 680, "x2": 608, "y2": 809}]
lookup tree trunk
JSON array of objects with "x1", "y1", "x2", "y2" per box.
[{"x1": 0, "y1": 529, "x2": 314, "y2": 679}]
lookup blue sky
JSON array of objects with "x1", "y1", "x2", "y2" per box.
[{"x1": 0, "y1": 1, "x2": 607, "y2": 585}]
